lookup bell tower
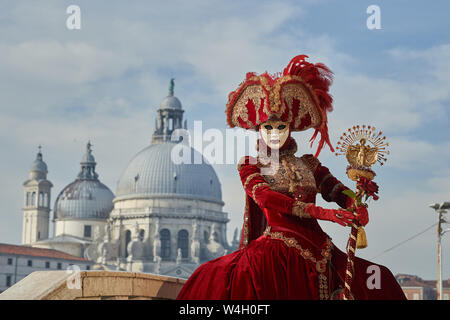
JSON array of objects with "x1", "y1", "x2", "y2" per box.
[{"x1": 22, "y1": 146, "x2": 53, "y2": 245}]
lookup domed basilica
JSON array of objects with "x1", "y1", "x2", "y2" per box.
[{"x1": 22, "y1": 80, "x2": 239, "y2": 278}]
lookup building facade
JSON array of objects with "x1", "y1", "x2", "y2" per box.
[
  {"x1": 85, "y1": 79, "x2": 239, "y2": 277},
  {"x1": 396, "y1": 274, "x2": 450, "y2": 300},
  {"x1": 0, "y1": 243, "x2": 92, "y2": 293},
  {"x1": 29, "y1": 142, "x2": 115, "y2": 258},
  {"x1": 19, "y1": 79, "x2": 239, "y2": 279}
]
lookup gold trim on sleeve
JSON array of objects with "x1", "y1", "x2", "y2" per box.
[
  {"x1": 244, "y1": 173, "x2": 262, "y2": 189},
  {"x1": 251, "y1": 182, "x2": 270, "y2": 203}
]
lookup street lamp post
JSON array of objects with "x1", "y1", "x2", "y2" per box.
[{"x1": 429, "y1": 202, "x2": 450, "y2": 300}]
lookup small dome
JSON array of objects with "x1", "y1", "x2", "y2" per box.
[
  {"x1": 29, "y1": 148, "x2": 48, "y2": 180},
  {"x1": 159, "y1": 79, "x2": 182, "y2": 109},
  {"x1": 54, "y1": 141, "x2": 114, "y2": 220},
  {"x1": 30, "y1": 147, "x2": 48, "y2": 173},
  {"x1": 116, "y1": 141, "x2": 222, "y2": 204},
  {"x1": 160, "y1": 95, "x2": 182, "y2": 109},
  {"x1": 31, "y1": 156, "x2": 48, "y2": 173},
  {"x1": 54, "y1": 179, "x2": 114, "y2": 220}
]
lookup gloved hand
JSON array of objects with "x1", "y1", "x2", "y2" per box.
[
  {"x1": 304, "y1": 204, "x2": 355, "y2": 227},
  {"x1": 354, "y1": 206, "x2": 369, "y2": 227},
  {"x1": 345, "y1": 197, "x2": 370, "y2": 227}
]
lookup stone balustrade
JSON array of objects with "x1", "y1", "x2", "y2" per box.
[{"x1": 0, "y1": 270, "x2": 186, "y2": 300}]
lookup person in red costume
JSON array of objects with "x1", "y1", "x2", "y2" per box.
[{"x1": 177, "y1": 55, "x2": 406, "y2": 300}]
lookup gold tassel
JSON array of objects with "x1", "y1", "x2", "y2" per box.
[{"x1": 356, "y1": 227, "x2": 367, "y2": 249}]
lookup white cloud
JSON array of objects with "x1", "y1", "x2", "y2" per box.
[
  {"x1": 0, "y1": 41, "x2": 137, "y2": 85},
  {"x1": 387, "y1": 138, "x2": 450, "y2": 171}
]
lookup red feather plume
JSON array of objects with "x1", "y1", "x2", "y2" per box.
[{"x1": 283, "y1": 55, "x2": 335, "y2": 157}]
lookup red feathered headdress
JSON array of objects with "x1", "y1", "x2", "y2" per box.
[{"x1": 226, "y1": 55, "x2": 335, "y2": 157}]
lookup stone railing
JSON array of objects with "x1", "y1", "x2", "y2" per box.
[{"x1": 0, "y1": 271, "x2": 186, "y2": 300}]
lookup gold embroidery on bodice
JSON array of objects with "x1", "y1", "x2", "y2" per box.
[{"x1": 259, "y1": 154, "x2": 318, "y2": 202}]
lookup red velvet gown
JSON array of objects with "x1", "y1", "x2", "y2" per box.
[{"x1": 177, "y1": 139, "x2": 406, "y2": 300}]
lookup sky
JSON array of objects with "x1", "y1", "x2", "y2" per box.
[{"x1": 0, "y1": 0, "x2": 449, "y2": 281}]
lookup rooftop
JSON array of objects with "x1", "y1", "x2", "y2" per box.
[
  {"x1": 396, "y1": 273, "x2": 450, "y2": 289},
  {"x1": 0, "y1": 243, "x2": 89, "y2": 262}
]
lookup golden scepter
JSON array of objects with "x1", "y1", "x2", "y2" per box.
[{"x1": 335, "y1": 125, "x2": 390, "y2": 300}]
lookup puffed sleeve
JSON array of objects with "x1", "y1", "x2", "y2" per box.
[
  {"x1": 301, "y1": 154, "x2": 354, "y2": 209},
  {"x1": 238, "y1": 156, "x2": 295, "y2": 215}
]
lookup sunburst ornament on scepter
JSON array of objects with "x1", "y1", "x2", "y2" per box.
[
  {"x1": 335, "y1": 124, "x2": 389, "y2": 181},
  {"x1": 334, "y1": 124, "x2": 390, "y2": 300}
]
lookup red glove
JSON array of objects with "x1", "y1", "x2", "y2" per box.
[
  {"x1": 354, "y1": 206, "x2": 369, "y2": 227},
  {"x1": 345, "y1": 198, "x2": 369, "y2": 227},
  {"x1": 305, "y1": 204, "x2": 355, "y2": 227}
]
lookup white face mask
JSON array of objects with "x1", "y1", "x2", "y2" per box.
[{"x1": 259, "y1": 120, "x2": 290, "y2": 150}]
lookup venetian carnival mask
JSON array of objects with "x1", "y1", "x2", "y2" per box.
[{"x1": 259, "y1": 119, "x2": 290, "y2": 149}]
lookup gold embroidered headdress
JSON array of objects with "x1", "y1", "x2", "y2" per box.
[{"x1": 226, "y1": 55, "x2": 335, "y2": 157}]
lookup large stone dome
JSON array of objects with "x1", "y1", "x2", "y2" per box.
[{"x1": 115, "y1": 141, "x2": 222, "y2": 204}]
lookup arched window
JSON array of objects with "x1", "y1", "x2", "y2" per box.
[
  {"x1": 31, "y1": 192, "x2": 36, "y2": 206},
  {"x1": 160, "y1": 229, "x2": 171, "y2": 260},
  {"x1": 39, "y1": 192, "x2": 44, "y2": 207},
  {"x1": 44, "y1": 193, "x2": 49, "y2": 208},
  {"x1": 26, "y1": 192, "x2": 31, "y2": 206},
  {"x1": 177, "y1": 230, "x2": 189, "y2": 259},
  {"x1": 139, "y1": 229, "x2": 145, "y2": 242},
  {"x1": 124, "y1": 230, "x2": 131, "y2": 257},
  {"x1": 204, "y1": 230, "x2": 209, "y2": 242}
]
